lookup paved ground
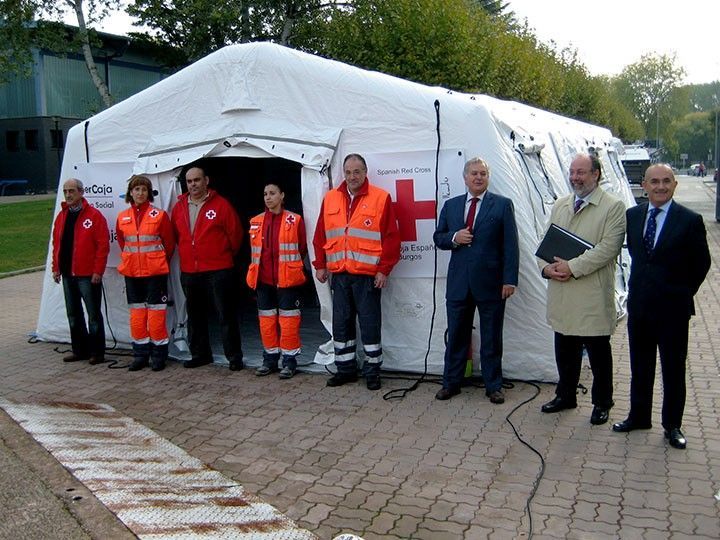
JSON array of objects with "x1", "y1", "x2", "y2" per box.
[{"x1": 0, "y1": 175, "x2": 719, "y2": 539}]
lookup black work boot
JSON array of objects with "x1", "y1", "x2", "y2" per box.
[
  {"x1": 150, "y1": 343, "x2": 168, "y2": 372},
  {"x1": 129, "y1": 343, "x2": 150, "y2": 371},
  {"x1": 326, "y1": 372, "x2": 359, "y2": 387},
  {"x1": 279, "y1": 355, "x2": 297, "y2": 379}
]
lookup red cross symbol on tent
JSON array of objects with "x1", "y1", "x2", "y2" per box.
[{"x1": 392, "y1": 179, "x2": 436, "y2": 242}]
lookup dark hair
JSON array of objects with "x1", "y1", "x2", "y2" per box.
[
  {"x1": 185, "y1": 165, "x2": 207, "y2": 179},
  {"x1": 343, "y1": 153, "x2": 367, "y2": 170},
  {"x1": 125, "y1": 175, "x2": 154, "y2": 203},
  {"x1": 588, "y1": 154, "x2": 602, "y2": 183},
  {"x1": 264, "y1": 181, "x2": 285, "y2": 194}
]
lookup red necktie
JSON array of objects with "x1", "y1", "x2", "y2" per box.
[{"x1": 466, "y1": 197, "x2": 478, "y2": 229}]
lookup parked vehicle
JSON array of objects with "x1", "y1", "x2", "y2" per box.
[{"x1": 620, "y1": 146, "x2": 651, "y2": 201}]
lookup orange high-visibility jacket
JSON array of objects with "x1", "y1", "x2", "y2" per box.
[
  {"x1": 116, "y1": 205, "x2": 171, "y2": 277},
  {"x1": 322, "y1": 186, "x2": 387, "y2": 275},
  {"x1": 246, "y1": 210, "x2": 306, "y2": 289}
]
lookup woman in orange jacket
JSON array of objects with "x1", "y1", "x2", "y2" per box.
[
  {"x1": 116, "y1": 175, "x2": 175, "y2": 371},
  {"x1": 246, "y1": 182, "x2": 307, "y2": 379}
]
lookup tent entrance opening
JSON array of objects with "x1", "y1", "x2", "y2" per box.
[{"x1": 179, "y1": 156, "x2": 328, "y2": 368}]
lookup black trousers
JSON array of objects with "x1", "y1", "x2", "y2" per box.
[
  {"x1": 627, "y1": 313, "x2": 689, "y2": 429},
  {"x1": 330, "y1": 273, "x2": 382, "y2": 376},
  {"x1": 125, "y1": 274, "x2": 167, "y2": 306},
  {"x1": 61, "y1": 275, "x2": 105, "y2": 358},
  {"x1": 554, "y1": 332, "x2": 613, "y2": 408},
  {"x1": 443, "y1": 294, "x2": 506, "y2": 393},
  {"x1": 180, "y1": 268, "x2": 243, "y2": 363}
]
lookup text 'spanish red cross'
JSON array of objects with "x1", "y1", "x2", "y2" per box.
[{"x1": 393, "y1": 179, "x2": 436, "y2": 242}]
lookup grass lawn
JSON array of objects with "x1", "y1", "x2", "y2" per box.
[{"x1": 0, "y1": 198, "x2": 55, "y2": 274}]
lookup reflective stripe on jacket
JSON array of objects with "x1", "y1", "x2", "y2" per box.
[
  {"x1": 246, "y1": 210, "x2": 306, "y2": 289},
  {"x1": 322, "y1": 186, "x2": 386, "y2": 275},
  {"x1": 116, "y1": 205, "x2": 170, "y2": 277}
]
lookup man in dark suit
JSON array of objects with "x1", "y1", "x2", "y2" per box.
[
  {"x1": 612, "y1": 164, "x2": 710, "y2": 449},
  {"x1": 433, "y1": 157, "x2": 519, "y2": 403}
]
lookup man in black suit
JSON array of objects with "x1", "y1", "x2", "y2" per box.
[
  {"x1": 433, "y1": 157, "x2": 519, "y2": 403},
  {"x1": 612, "y1": 164, "x2": 710, "y2": 449}
]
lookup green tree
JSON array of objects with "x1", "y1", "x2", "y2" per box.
[
  {"x1": 297, "y1": 0, "x2": 642, "y2": 139},
  {"x1": 593, "y1": 77, "x2": 644, "y2": 141},
  {"x1": 128, "y1": 0, "x2": 350, "y2": 66},
  {"x1": 0, "y1": 0, "x2": 35, "y2": 82},
  {"x1": 0, "y1": 0, "x2": 120, "y2": 107},
  {"x1": 297, "y1": 0, "x2": 493, "y2": 90},
  {"x1": 612, "y1": 53, "x2": 685, "y2": 146},
  {"x1": 669, "y1": 111, "x2": 716, "y2": 164},
  {"x1": 687, "y1": 81, "x2": 720, "y2": 112},
  {"x1": 470, "y1": 0, "x2": 508, "y2": 16}
]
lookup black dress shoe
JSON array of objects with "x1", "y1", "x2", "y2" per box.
[
  {"x1": 612, "y1": 418, "x2": 652, "y2": 432},
  {"x1": 63, "y1": 353, "x2": 88, "y2": 363},
  {"x1": 488, "y1": 390, "x2": 505, "y2": 404},
  {"x1": 128, "y1": 357, "x2": 149, "y2": 371},
  {"x1": 184, "y1": 358, "x2": 212, "y2": 368},
  {"x1": 665, "y1": 428, "x2": 687, "y2": 449},
  {"x1": 590, "y1": 406, "x2": 610, "y2": 425},
  {"x1": 435, "y1": 387, "x2": 461, "y2": 401},
  {"x1": 366, "y1": 375, "x2": 381, "y2": 391},
  {"x1": 326, "y1": 373, "x2": 358, "y2": 387},
  {"x1": 229, "y1": 359, "x2": 244, "y2": 371},
  {"x1": 150, "y1": 359, "x2": 166, "y2": 372},
  {"x1": 541, "y1": 396, "x2": 577, "y2": 413}
]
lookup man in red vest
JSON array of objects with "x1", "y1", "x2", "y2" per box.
[
  {"x1": 171, "y1": 166, "x2": 245, "y2": 371},
  {"x1": 313, "y1": 154, "x2": 401, "y2": 390}
]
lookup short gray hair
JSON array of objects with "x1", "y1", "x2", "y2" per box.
[
  {"x1": 463, "y1": 157, "x2": 490, "y2": 177},
  {"x1": 65, "y1": 178, "x2": 84, "y2": 191}
]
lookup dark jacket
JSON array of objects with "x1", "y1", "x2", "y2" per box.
[
  {"x1": 434, "y1": 191, "x2": 519, "y2": 301},
  {"x1": 627, "y1": 201, "x2": 710, "y2": 319}
]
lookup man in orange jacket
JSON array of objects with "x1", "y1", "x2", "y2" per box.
[
  {"x1": 51, "y1": 178, "x2": 110, "y2": 365},
  {"x1": 313, "y1": 154, "x2": 401, "y2": 390},
  {"x1": 171, "y1": 166, "x2": 245, "y2": 371}
]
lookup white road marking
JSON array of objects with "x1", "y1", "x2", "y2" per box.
[{"x1": 0, "y1": 400, "x2": 316, "y2": 539}]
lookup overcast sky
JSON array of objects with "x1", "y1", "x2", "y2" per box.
[
  {"x1": 96, "y1": 1, "x2": 719, "y2": 85},
  {"x1": 507, "y1": 0, "x2": 719, "y2": 85}
]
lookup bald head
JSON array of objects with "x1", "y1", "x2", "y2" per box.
[{"x1": 642, "y1": 163, "x2": 677, "y2": 207}]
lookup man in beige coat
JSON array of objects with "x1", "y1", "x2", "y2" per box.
[{"x1": 539, "y1": 153, "x2": 626, "y2": 425}]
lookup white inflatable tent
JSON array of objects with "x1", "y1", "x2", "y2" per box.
[{"x1": 36, "y1": 42, "x2": 635, "y2": 382}]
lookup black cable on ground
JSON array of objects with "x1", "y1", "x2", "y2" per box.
[
  {"x1": 503, "y1": 380, "x2": 545, "y2": 540},
  {"x1": 98, "y1": 282, "x2": 136, "y2": 368},
  {"x1": 40, "y1": 282, "x2": 134, "y2": 368},
  {"x1": 382, "y1": 98, "x2": 443, "y2": 401}
]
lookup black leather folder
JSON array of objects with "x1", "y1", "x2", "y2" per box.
[{"x1": 535, "y1": 223, "x2": 594, "y2": 263}]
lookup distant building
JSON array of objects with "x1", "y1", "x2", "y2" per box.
[{"x1": 0, "y1": 26, "x2": 173, "y2": 194}]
